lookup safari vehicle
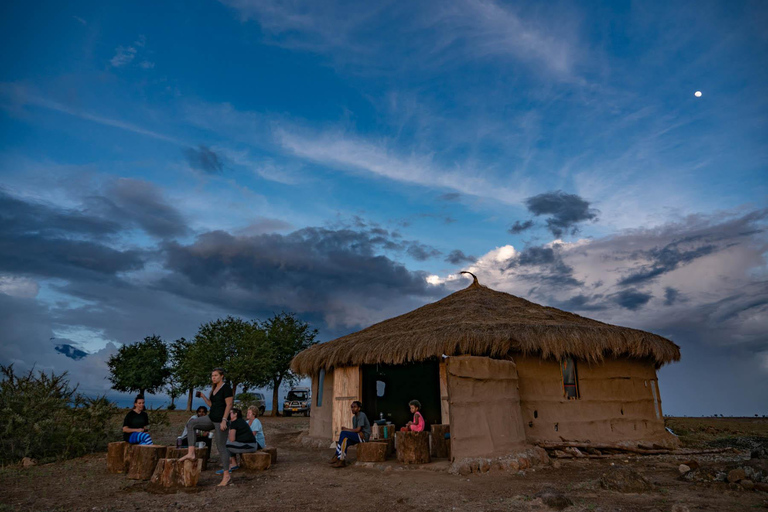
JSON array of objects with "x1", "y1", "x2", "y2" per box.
[{"x1": 282, "y1": 386, "x2": 311, "y2": 417}]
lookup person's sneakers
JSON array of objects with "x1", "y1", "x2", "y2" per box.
[
  {"x1": 328, "y1": 454, "x2": 339, "y2": 464},
  {"x1": 331, "y1": 459, "x2": 346, "y2": 468}
]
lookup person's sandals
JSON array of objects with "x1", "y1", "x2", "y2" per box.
[
  {"x1": 331, "y1": 459, "x2": 346, "y2": 468},
  {"x1": 215, "y1": 468, "x2": 235, "y2": 475},
  {"x1": 328, "y1": 454, "x2": 339, "y2": 464}
]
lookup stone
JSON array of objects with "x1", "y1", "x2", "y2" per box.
[
  {"x1": 727, "y1": 468, "x2": 747, "y2": 483},
  {"x1": 21, "y1": 457, "x2": 36, "y2": 468},
  {"x1": 599, "y1": 466, "x2": 653, "y2": 493},
  {"x1": 533, "y1": 487, "x2": 573, "y2": 510},
  {"x1": 681, "y1": 459, "x2": 700, "y2": 471},
  {"x1": 564, "y1": 447, "x2": 586, "y2": 458},
  {"x1": 678, "y1": 464, "x2": 691, "y2": 475},
  {"x1": 754, "y1": 482, "x2": 768, "y2": 493},
  {"x1": 741, "y1": 479, "x2": 754, "y2": 491},
  {"x1": 553, "y1": 449, "x2": 570, "y2": 458}
]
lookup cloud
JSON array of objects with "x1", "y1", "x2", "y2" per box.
[
  {"x1": 611, "y1": 288, "x2": 653, "y2": 310},
  {"x1": 438, "y1": 193, "x2": 461, "y2": 202},
  {"x1": 235, "y1": 217, "x2": 294, "y2": 236},
  {"x1": 0, "y1": 275, "x2": 39, "y2": 298},
  {"x1": 524, "y1": 190, "x2": 599, "y2": 238},
  {"x1": 110, "y1": 46, "x2": 137, "y2": 68},
  {"x1": 72, "y1": 16, "x2": 87, "y2": 25},
  {"x1": 184, "y1": 145, "x2": 226, "y2": 174},
  {"x1": 663, "y1": 286, "x2": 681, "y2": 306},
  {"x1": 508, "y1": 219, "x2": 534, "y2": 234},
  {"x1": 445, "y1": 249, "x2": 476, "y2": 265},
  {"x1": 406, "y1": 243, "x2": 441, "y2": 261}
]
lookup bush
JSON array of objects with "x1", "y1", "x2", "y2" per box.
[{"x1": 0, "y1": 365, "x2": 118, "y2": 464}]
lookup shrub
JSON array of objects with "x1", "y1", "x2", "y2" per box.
[{"x1": 0, "y1": 365, "x2": 118, "y2": 464}]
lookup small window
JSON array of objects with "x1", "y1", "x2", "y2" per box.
[
  {"x1": 561, "y1": 357, "x2": 580, "y2": 399},
  {"x1": 376, "y1": 380, "x2": 386, "y2": 398},
  {"x1": 316, "y1": 369, "x2": 325, "y2": 407}
]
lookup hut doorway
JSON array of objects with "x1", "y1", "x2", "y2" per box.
[{"x1": 361, "y1": 360, "x2": 441, "y2": 429}]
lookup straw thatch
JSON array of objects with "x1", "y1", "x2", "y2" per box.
[{"x1": 291, "y1": 278, "x2": 681, "y2": 375}]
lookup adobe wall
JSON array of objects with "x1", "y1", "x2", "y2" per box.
[
  {"x1": 308, "y1": 369, "x2": 335, "y2": 440},
  {"x1": 515, "y1": 356, "x2": 673, "y2": 446}
]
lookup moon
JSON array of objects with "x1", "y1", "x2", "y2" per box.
[{"x1": 694, "y1": 91, "x2": 702, "y2": 97}]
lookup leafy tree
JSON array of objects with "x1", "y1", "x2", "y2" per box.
[
  {"x1": 186, "y1": 316, "x2": 272, "y2": 396},
  {"x1": 168, "y1": 337, "x2": 196, "y2": 411},
  {"x1": 261, "y1": 312, "x2": 318, "y2": 415},
  {"x1": 107, "y1": 335, "x2": 170, "y2": 396}
]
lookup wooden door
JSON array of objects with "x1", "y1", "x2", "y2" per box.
[{"x1": 332, "y1": 366, "x2": 361, "y2": 439}]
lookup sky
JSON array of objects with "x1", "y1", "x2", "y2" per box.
[{"x1": 0, "y1": 0, "x2": 766, "y2": 416}]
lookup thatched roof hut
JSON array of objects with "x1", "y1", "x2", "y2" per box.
[{"x1": 291, "y1": 277, "x2": 680, "y2": 375}]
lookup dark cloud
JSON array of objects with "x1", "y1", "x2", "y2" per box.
[
  {"x1": 524, "y1": 190, "x2": 598, "y2": 237},
  {"x1": 97, "y1": 179, "x2": 189, "y2": 238},
  {"x1": 506, "y1": 245, "x2": 582, "y2": 288},
  {"x1": 618, "y1": 243, "x2": 717, "y2": 286},
  {"x1": 406, "y1": 243, "x2": 441, "y2": 261},
  {"x1": 508, "y1": 220, "x2": 534, "y2": 234},
  {"x1": 517, "y1": 246, "x2": 555, "y2": 266},
  {"x1": 664, "y1": 287, "x2": 681, "y2": 306},
  {"x1": 437, "y1": 193, "x2": 460, "y2": 202},
  {"x1": 551, "y1": 294, "x2": 607, "y2": 311},
  {"x1": 184, "y1": 144, "x2": 225, "y2": 174},
  {"x1": 55, "y1": 344, "x2": 88, "y2": 360},
  {"x1": 612, "y1": 288, "x2": 653, "y2": 310},
  {"x1": 445, "y1": 249, "x2": 476, "y2": 265}
]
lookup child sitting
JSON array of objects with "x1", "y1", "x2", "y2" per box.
[{"x1": 400, "y1": 399, "x2": 425, "y2": 432}]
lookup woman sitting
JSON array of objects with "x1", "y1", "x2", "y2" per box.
[
  {"x1": 219, "y1": 407, "x2": 259, "y2": 474},
  {"x1": 246, "y1": 405, "x2": 266, "y2": 450},
  {"x1": 122, "y1": 395, "x2": 152, "y2": 445}
]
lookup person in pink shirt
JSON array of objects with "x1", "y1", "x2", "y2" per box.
[{"x1": 401, "y1": 400, "x2": 425, "y2": 432}]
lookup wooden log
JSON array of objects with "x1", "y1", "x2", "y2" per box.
[
  {"x1": 107, "y1": 442, "x2": 129, "y2": 474},
  {"x1": 122, "y1": 443, "x2": 133, "y2": 473},
  {"x1": 373, "y1": 438, "x2": 395, "y2": 457},
  {"x1": 258, "y1": 447, "x2": 277, "y2": 464},
  {"x1": 149, "y1": 458, "x2": 203, "y2": 488},
  {"x1": 396, "y1": 431, "x2": 431, "y2": 464},
  {"x1": 127, "y1": 445, "x2": 167, "y2": 480},
  {"x1": 165, "y1": 447, "x2": 209, "y2": 471},
  {"x1": 357, "y1": 442, "x2": 388, "y2": 462},
  {"x1": 430, "y1": 424, "x2": 451, "y2": 459},
  {"x1": 241, "y1": 451, "x2": 271, "y2": 471}
]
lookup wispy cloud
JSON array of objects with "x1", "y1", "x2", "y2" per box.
[{"x1": 110, "y1": 35, "x2": 152, "y2": 69}]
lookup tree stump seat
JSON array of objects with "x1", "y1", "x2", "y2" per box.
[
  {"x1": 150, "y1": 458, "x2": 203, "y2": 488},
  {"x1": 430, "y1": 424, "x2": 451, "y2": 459},
  {"x1": 396, "y1": 431, "x2": 431, "y2": 464},
  {"x1": 357, "y1": 441, "x2": 388, "y2": 462},
  {"x1": 127, "y1": 445, "x2": 167, "y2": 480},
  {"x1": 107, "y1": 441, "x2": 130, "y2": 474},
  {"x1": 371, "y1": 438, "x2": 394, "y2": 457},
  {"x1": 241, "y1": 451, "x2": 271, "y2": 471},
  {"x1": 258, "y1": 447, "x2": 277, "y2": 464},
  {"x1": 165, "y1": 446, "x2": 209, "y2": 471}
]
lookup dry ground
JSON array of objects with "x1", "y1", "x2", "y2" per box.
[{"x1": 1, "y1": 413, "x2": 766, "y2": 512}]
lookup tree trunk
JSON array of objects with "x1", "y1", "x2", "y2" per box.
[
  {"x1": 186, "y1": 388, "x2": 193, "y2": 412},
  {"x1": 106, "y1": 442, "x2": 129, "y2": 474},
  {"x1": 232, "y1": 382, "x2": 238, "y2": 398},
  {"x1": 357, "y1": 442, "x2": 388, "y2": 462},
  {"x1": 396, "y1": 431, "x2": 431, "y2": 464},
  {"x1": 241, "y1": 452, "x2": 271, "y2": 471},
  {"x1": 271, "y1": 377, "x2": 282, "y2": 416},
  {"x1": 127, "y1": 445, "x2": 166, "y2": 480},
  {"x1": 150, "y1": 458, "x2": 202, "y2": 488},
  {"x1": 165, "y1": 446, "x2": 209, "y2": 471},
  {"x1": 170, "y1": 394, "x2": 176, "y2": 408}
]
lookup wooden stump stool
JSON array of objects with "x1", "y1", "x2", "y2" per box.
[
  {"x1": 107, "y1": 442, "x2": 130, "y2": 474},
  {"x1": 258, "y1": 447, "x2": 277, "y2": 464},
  {"x1": 241, "y1": 451, "x2": 271, "y2": 471},
  {"x1": 396, "y1": 431, "x2": 431, "y2": 464},
  {"x1": 357, "y1": 441, "x2": 388, "y2": 462},
  {"x1": 165, "y1": 447, "x2": 209, "y2": 471},
  {"x1": 150, "y1": 458, "x2": 203, "y2": 488},
  {"x1": 127, "y1": 445, "x2": 167, "y2": 480},
  {"x1": 430, "y1": 424, "x2": 451, "y2": 459},
  {"x1": 373, "y1": 438, "x2": 394, "y2": 457}
]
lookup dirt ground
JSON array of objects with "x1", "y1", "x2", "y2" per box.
[{"x1": 1, "y1": 413, "x2": 766, "y2": 512}]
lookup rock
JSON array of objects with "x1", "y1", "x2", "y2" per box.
[
  {"x1": 564, "y1": 447, "x2": 585, "y2": 458},
  {"x1": 682, "y1": 459, "x2": 699, "y2": 471},
  {"x1": 551, "y1": 460, "x2": 561, "y2": 469},
  {"x1": 741, "y1": 479, "x2": 755, "y2": 491},
  {"x1": 533, "y1": 487, "x2": 573, "y2": 510},
  {"x1": 553, "y1": 449, "x2": 570, "y2": 458},
  {"x1": 479, "y1": 460, "x2": 490, "y2": 473},
  {"x1": 678, "y1": 464, "x2": 691, "y2": 475},
  {"x1": 754, "y1": 482, "x2": 768, "y2": 493},
  {"x1": 727, "y1": 468, "x2": 747, "y2": 483},
  {"x1": 600, "y1": 466, "x2": 653, "y2": 493},
  {"x1": 21, "y1": 457, "x2": 36, "y2": 468}
]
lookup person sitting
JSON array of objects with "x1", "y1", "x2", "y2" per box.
[
  {"x1": 177, "y1": 406, "x2": 214, "y2": 449},
  {"x1": 400, "y1": 400, "x2": 425, "y2": 432},
  {"x1": 329, "y1": 401, "x2": 370, "y2": 468},
  {"x1": 246, "y1": 405, "x2": 266, "y2": 450},
  {"x1": 219, "y1": 407, "x2": 259, "y2": 475},
  {"x1": 122, "y1": 395, "x2": 152, "y2": 445}
]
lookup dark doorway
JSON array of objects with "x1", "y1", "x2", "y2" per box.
[{"x1": 361, "y1": 360, "x2": 441, "y2": 429}]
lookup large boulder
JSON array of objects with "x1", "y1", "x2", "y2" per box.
[{"x1": 600, "y1": 466, "x2": 653, "y2": 493}]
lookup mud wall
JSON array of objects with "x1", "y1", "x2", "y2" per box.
[
  {"x1": 308, "y1": 369, "x2": 335, "y2": 440},
  {"x1": 515, "y1": 356, "x2": 669, "y2": 444}
]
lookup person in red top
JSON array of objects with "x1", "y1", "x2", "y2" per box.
[{"x1": 400, "y1": 400, "x2": 425, "y2": 432}]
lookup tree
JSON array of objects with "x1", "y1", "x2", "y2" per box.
[
  {"x1": 107, "y1": 335, "x2": 170, "y2": 397},
  {"x1": 261, "y1": 312, "x2": 318, "y2": 416},
  {"x1": 186, "y1": 316, "x2": 272, "y2": 396},
  {"x1": 168, "y1": 337, "x2": 195, "y2": 411}
]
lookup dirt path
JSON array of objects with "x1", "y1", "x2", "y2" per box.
[{"x1": 1, "y1": 415, "x2": 765, "y2": 512}]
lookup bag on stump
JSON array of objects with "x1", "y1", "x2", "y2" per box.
[
  {"x1": 430, "y1": 424, "x2": 451, "y2": 459},
  {"x1": 127, "y1": 445, "x2": 166, "y2": 480},
  {"x1": 396, "y1": 431, "x2": 431, "y2": 464},
  {"x1": 107, "y1": 442, "x2": 129, "y2": 474},
  {"x1": 150, "y1": 458, "x2": 203, "y2": 488},
  {"x1": 357, "y1": 442, "x2": 388, "y2": 462},
  {"x1": 241, "y1": 451, "x2": 271, "y2": 471},
  {"x1": 165, "y1": 447, "x2": 209, "y2": 471}
]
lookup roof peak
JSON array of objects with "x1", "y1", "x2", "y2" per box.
[{"x1": 459, "y1": 270, "x2": 479, "y2": 286}]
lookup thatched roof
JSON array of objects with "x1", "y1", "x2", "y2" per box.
[{"x1": 291, "y1": 278, "x2": 681, "y2": 375}]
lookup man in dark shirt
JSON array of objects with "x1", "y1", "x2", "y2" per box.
[{"x1": 330, "y1": 400, "x2": 370, "y2": 468}]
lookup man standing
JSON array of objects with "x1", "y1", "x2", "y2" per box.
[{"x1": 330, "y1": 401, "x2": 370, "y2": 468}]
